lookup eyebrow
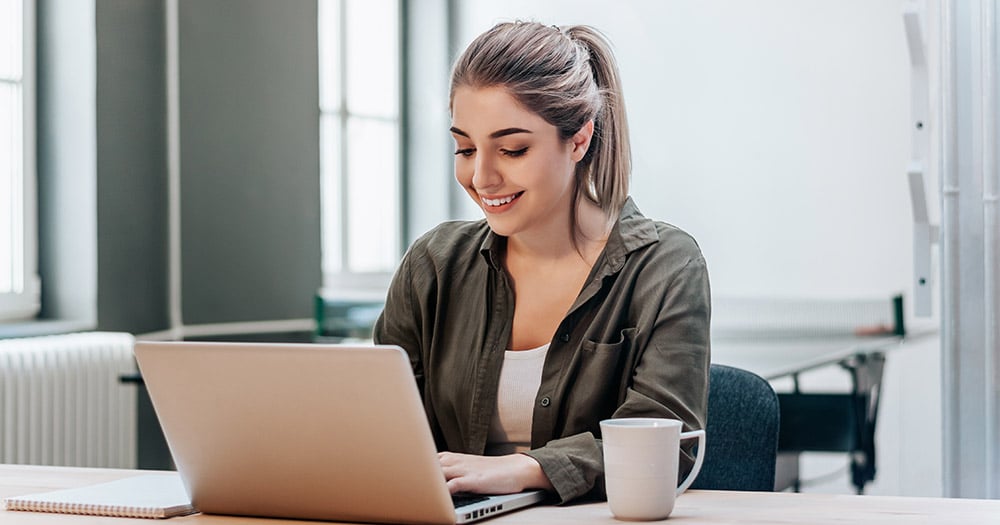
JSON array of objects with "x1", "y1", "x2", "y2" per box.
[{"x1": 449, "y1": 126, "x2": 533, "y2": 139}]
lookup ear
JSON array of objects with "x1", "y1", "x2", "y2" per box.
[{"x1": 569, "y1": 120, "x2": 595, "y2": 163}]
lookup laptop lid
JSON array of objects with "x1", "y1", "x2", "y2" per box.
[{"x1": 134, "y1": 341, "x2": 541, "y2": 525}]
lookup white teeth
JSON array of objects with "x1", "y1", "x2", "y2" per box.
[{"x1": 482, "y1": 193, "x2": 518, "y2": 207}]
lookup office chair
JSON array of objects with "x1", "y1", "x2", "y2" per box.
[{"x1": 690, "y1": 364, "x2": 780, "y2": 491}]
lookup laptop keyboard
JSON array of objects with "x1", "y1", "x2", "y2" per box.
[{"x1": 452, "y1": 493, "x2": 490, "y2": 509}]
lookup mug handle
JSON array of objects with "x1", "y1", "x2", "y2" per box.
[{"x1": 675, "y1": 429, "x2": 706, "y2": 496}]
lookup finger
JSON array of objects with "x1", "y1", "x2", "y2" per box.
[
  {"x1": 438, "y1": 451, "x2": 459, "y2": 465},
  {"x1": 438, "y1": 454, "x2": 462, "y2": 470},
  {"x1": 440, "y1": 463, "x2": 462, "y2": 480},
  {"x1": 445, "y1": 477, "x2": 467, "y2": 494}
]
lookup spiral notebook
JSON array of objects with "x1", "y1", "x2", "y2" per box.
[{"x1": 3, "y1": 473, "x2": 195, "y2": 519}]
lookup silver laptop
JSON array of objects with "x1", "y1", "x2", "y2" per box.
[{"x1": 134, "y1": 341, "x2": 545, "y2": 525}]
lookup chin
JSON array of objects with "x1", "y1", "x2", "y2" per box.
[
  {"x1": 482, "y1": 216, "x2": 520, "y2": 237},
  {"x1": 483, "y1": 217, "x2": 510, "y2": 236}
]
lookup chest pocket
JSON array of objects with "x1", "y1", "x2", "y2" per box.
[
  {"x1": 570, "y1": 327, "x2": 639, "y2": 422},
  {"x1": 582, "y1": 327, "x2": 638, "y2": 354}
]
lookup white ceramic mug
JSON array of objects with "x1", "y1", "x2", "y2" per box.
[{"x1": 600, "y1": 418, "x2": 706, "y2": 521}]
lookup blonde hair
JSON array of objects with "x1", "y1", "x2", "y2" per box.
[{"x1": 450, "y1": 21, "x2": 631, "y2": 224}]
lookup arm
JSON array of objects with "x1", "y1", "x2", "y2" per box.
[
  {"x1": 621, "y1": 254, "x2": 711, "y2": 468},
  {"x1": 373, "y1": 249, "x2": 426, "y2": 391}
]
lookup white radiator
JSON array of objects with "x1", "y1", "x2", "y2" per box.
[{"x1": 0, "y1": 332, "x2": 137, "y2": 468}]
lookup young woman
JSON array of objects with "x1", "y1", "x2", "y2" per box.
[{"x1": 373, "y1": 21, "x2": 710, "y2": 504}]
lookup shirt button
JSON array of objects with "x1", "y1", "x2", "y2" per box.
[
  {"x1": 559, "y1": 333, "x2": 570, "y2": 343},
  {"x1": 540, "y1": 397, "x2": 551, "y2": 407}
]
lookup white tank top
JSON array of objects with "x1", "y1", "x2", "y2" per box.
[{"x1": 484, "y1": 344, "x2": 550, "y2": 456}]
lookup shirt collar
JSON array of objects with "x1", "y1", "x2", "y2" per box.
[
  {"x1": 478, "y1": 197, "x2": 659, "y2": 273},
  {"x1": 601, "y1": 197, "x2": 659, "y2": 273},
  {"x1": 479, "y1": 228, "x2": 506, "y2": 270}
]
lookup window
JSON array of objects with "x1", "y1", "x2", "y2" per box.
[
  {"x1": 318, "y1": 0, "x2": 402, "y2": 291},
  {"x1": 0, "y1": 0, "x2": 39, "y2": 321}
]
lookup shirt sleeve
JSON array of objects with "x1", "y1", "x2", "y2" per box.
[
  {"x1": 524, "y1": 254, "x2": 711, "y2": 503},
  {"x1": 372, "y1": 247, "x2": 427, "y2": 394},
  {"x1": 522, "y1": 434, "x2": 604, "y2": 503}
]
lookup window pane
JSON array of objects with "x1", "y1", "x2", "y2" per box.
[
  {"x1": 345, "y1": 0, "x2": 398, "y2": 118},
  {"x1": 0, "y1": 84, "x2": 16, "y2": 292},
  {"x1": 346, "y1": 117, "x2": 398, "y2": 272},
  {"x1": 317, "y1": 0, "x2": 340, "y2": 111},
  {"x1": 0, "y1": 0, "x2": 21, "y2": 80},
  {"x1": 320, "y1": 113, "x2": 343, "y2": 275}
]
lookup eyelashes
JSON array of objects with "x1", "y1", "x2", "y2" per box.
[
  {"x1": 452, "y1": 148, "x2": 529, "y2": 158},
  {"x1": 502, "y1": 148, "x2": 528, "y2": 158}
]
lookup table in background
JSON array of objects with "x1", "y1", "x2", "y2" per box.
[
  {"x1": 2, "y1": 465, "x2": 997, "y2": 525},
  {"x1": 712, "y1": 334, "x2": 906, "y2": 493},
  {"x1": 711, "y1": 335, "x2": 901, "y2": 381}
]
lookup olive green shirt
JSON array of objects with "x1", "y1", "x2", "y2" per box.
[{"x1": 373, "y1": 198, "x2": 710, "y2": 503}]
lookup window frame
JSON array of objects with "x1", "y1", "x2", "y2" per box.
[
  {"x1": 317, "y1": 0, "x2": 404, "y2": 297},
  {"x1": 0, "y1": 0, "x2": 40, "y2": 322}
]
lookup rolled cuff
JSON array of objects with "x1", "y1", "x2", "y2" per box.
[{"x1": 522, "y1": 433, "x2": 603, "y2": 504}]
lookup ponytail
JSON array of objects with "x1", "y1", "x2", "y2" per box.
[{"x1": 563, "y1": 25, "x2": 631, "y2": 222}]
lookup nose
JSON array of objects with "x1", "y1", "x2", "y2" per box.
[{"x1": 472, "y1": 154, "x2": 502, "y2": 191}]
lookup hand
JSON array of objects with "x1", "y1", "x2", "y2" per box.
[{"x1": 438, "y1": 452, "x2": 554, "y2": 495}]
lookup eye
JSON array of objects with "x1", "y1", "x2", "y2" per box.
[
  {"x1": 454, "y1": 148, "x2": 475, "y2": 157},
  {"x1": 502, "y1": 147, "x2": 528, "y2": 158}
]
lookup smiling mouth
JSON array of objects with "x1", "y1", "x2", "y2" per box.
[{"x1": 481, "y1": 192, "x2": 524, "y2": 207}]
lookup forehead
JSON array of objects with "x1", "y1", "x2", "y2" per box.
[{"x1": 451, "y1": 86, "x2": 552, "y2": 137}]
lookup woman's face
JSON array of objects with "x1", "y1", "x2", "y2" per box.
[{"x1": 450, "y1": 86, "x2": 592, "y2": 240}]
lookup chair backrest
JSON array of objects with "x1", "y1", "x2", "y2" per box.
[{"x1": 690, "y1": 364, "x2": 780, "y2": 491}]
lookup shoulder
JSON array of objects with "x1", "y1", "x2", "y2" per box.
[
  {"x1": 618, "y1": 216, "x2": 710, "y2": 315},
  {"x1": 385, "y1": 220, "x2": 490, "y2": 306},
  {"x1": 649, "y1": 221, "x2": 705, "y2": 267},
  {"x1": 616, "y1": 200, "x2": 706, "y2": 278},
  {"x1": 402, "y1": 220, "x2": 492, "y2": 278},
  {"x1": 629, "y1": 221, "x2": 707, "y2": 294}
]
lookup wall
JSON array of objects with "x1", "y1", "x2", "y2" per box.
[
  {"x1": 95, "y1": 0, "x2": 170, "y2": 334},
  {"x1": 177, "y1": 0, "x2": 321, "y2": 326},
  {"x1": 36, "y1": 0, "x2": 98, "y2": 326}
]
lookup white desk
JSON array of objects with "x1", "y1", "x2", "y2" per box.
[
  {"x1": 2, "y1": 465, "x2": 998, "y2": 524},
  {"x1": 710, "y1": 334, "x2": 902, "y2": 381}
]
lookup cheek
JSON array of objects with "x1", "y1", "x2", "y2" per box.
[
  {"x1": 455, "y1": 162, "x2": 482, "y2": 207},
  {"x1": 454, "y1": 159, "x2": 474, "y2": 187},
  {"x1": 539, "y1": 154, "x2": 577, "y2": 190}
]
